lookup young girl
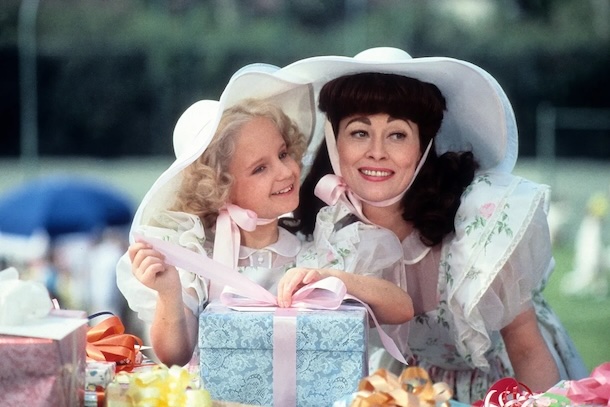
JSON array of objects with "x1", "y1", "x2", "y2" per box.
[{"x1": 116, "y1": 67, "x2": 413, "y2": 368}]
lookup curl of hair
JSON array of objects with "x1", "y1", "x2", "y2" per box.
[
  {"x1": 289, "y1": 72, "x2": 479, "y2": 244},
  {"x1": 171, "y1": 98, "x2": 307, "y2": 229},
  {"x1": 402, "y1": 150, "x2": 478, "y2": 246}
]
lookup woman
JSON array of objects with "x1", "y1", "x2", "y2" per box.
[{"x1": 284, "y1": 47, "x2": 588, "y2": 403}]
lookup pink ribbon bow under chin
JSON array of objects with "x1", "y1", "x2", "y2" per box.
[
  {"x1": 213, "y1": 203, "x2": 268, "y2": 271},
  {"x1": 315, "y1": 174, "x2": 369, "y2": 222},
  {"x1": 210, "y1": 204, "x2": 260, "y2": 299},
  {"x1": 566, "y1": 362, "x2": 610, "y2": 406}
]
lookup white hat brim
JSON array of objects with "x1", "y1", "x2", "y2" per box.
[
  {"x1": 278, "y1": 47, "x2": 518, "y2": 173},
  {"x1": 130, "y1": 64, "x2": 316, "y2": 238}
]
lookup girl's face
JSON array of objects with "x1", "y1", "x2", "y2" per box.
[
  {"x1": 229, "y1": 116, "x2": 300, "y2": 219},
  {"x1": 337, "y1": 113, "x2": 422, "y2": 203}
]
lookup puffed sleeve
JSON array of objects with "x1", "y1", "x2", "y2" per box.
[
  {"x1": 296, "y1": 202, "x2": 411, "y2": 366},
  {"x1": 116, "y1": 210, "x2": 210, "y2": 325},
  {"x1": 445, "y1": 171, "x2": 551, "y2": 369},
  {"x1": 296, "y1": 201, "x2": 406, "y2": 290}
]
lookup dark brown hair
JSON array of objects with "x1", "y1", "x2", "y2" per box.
[{"x1": 288, "y1": 72, "x2": 478, "y2": 246}]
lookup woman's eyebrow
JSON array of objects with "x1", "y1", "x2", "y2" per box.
[{"x1": 345, "y1": 116, "x2": 371, "y2": 126}]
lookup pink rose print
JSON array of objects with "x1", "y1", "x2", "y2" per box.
[{"x1": 479, "y1": 202, "x2": 496, "y2": 219}]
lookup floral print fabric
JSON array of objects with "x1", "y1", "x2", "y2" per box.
[{"x1": 404, "y1": 171, "x2": 588, "y2": 403}]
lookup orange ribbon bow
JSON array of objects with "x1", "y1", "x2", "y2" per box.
[
  {"x1": 351, "y1": 367, "x2": 453, "y2": 407},
  {"x1": 86, "y1": 315, "x2": 143, "y2": 372}
]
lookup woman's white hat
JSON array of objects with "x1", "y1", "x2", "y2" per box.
[
  {"x1": 129, "y1": 64, "x2": 316, "y2": 239},
  {"x1": 278, "y1": 47, "x2": 518, "y2": 173}
]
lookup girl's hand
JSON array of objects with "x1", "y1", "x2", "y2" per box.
[
  {"x1": 128, "y1": 241, "x2": 181, "y2": 296},
  {"x1": 276, "y1": 267, "x2": 325, "y2": 308}
]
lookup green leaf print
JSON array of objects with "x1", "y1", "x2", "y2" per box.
[
  {"x1": 436, "y1": 301, "x2": 450, "y2": 330},
  {"x1": 440, "y1": 252, "x2": 453, "y2": 288}
]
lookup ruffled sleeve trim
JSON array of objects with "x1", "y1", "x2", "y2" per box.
[
  {"x1": 445, "y1": 171, "x2": 551, "y2": 369},
  {"x1": 298, "y1": 202, "x2": 404, "y2": 278},
  {"x1": 116, "y1": 210, "x2": 211, "y2": 324}
]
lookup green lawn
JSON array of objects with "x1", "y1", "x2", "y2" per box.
[{"x1": 543, "y1": 244, "x2": 610, "y2": 373}]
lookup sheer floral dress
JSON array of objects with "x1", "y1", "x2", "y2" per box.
[{"x1": 376, "y1": 171, "x2": 588, "y2": 403}]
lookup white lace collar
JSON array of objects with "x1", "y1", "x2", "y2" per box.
[{"x1": 238, "y1": 228, "x2": 301, "y2": 268}]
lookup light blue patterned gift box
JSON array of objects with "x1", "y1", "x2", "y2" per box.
[{"x1": 199, "y1": 303, "x2": 368, "y2": 407}]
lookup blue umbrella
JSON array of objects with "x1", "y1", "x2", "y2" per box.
[{"x1": 0, "y1": 176, "x2": 134, "y2": 238}]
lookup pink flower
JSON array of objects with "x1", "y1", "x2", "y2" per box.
[{"x1": 479, "y1": 202, "x2": 496, "y2": 219}]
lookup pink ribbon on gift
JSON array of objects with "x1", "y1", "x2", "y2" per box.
[
  {"x1": 135, "y1": 234, "x2": 408, "y2": 407},
  {"x1": 566, "y1": 362, "x2": 610, "y2": 406}
]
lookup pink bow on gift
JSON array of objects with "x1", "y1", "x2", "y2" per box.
[
  {"x1": 135, "y1": 233, "x2": 407, "y2": 362},
  {"x1": 566, "y1": 362, "x2": 610, "y2": 406},
  {"x1": 135, "y1": 232, "x2": 346, "y2": 311},
  {"x1": 136, "y1": 234, "x2": 408, "y2": 407}
]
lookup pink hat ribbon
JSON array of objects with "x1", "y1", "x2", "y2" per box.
[
  {"x1": 213, "y1": 204, "x2": 275, "y2": 270},
  {"x1": 209, "y1": 203, "x2": 276, "y2": 298}
]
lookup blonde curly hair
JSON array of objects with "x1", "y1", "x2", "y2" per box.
[{"x1": 171, "y1": 98, "x2": 307, "y2": 229}]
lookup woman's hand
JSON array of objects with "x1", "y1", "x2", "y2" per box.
[
  {"x1": 128, "y1": 241, "x2": 181, "y2": 296},
  {"x1": 276, "y1": 267, "x2": 325, "y2": 308}
]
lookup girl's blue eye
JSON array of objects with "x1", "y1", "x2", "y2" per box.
[{"x1": 279, "y1": 151, "x2": 289, "y2": 159}]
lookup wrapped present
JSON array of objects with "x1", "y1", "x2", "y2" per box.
[
  {"x1": 333, "y1": 367, "x2": 454, "y2": 407},
  {"x1": 138, "y1": 235, "x2": 403, "y2": 406},
  {"x1": 84, "y1": 360, "x2": 117, "y2": 407},
  {"x1": 199, "y1": 303, "x2": 369, "y2": 407},
  {"x1": 86, "y1": 314, "x2": 144, "y2": 372},
  {"x1": 0, "y1": 267, "x2": 88, "y2": 407},
  {"x1": 541, "y1": 362, "x2": 610, "y2": 407},
  {"x1": 86, "y1": 360, "x2": 117, "y2": 388},
  {"x1": 0, "y1": 310, "x2": 88, "y2": 407},
  {"x1": 473, "y1": 363, "x2": 610, "y2": 407},
  {"x1": 104, "y1": 364, "x2": 212, "y2": 407}
]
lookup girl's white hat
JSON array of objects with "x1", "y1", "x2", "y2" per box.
[
  {"x1": 278, "y1": 47, "x2": 518, "y2": 173},
  {"x1": 129, "y1": 64, "x2": 316, "y2": 239}
]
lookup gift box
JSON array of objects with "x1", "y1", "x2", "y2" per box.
[
  {"x1": 0, "y1": 311, "x2": 88, "y2": 407},
  {"x1": 84, "y1": 360, "x2": 117, "y2": 407},
  {"x1": 104, "y1": 364, "x2": 212, "y2": 407},
  {"x1": 540, "y1": 362, "x2": 610, "y2": 407},
  {"x1": 86, "y1": 360, "x2": 116, "y2": 388},
  {"x1": 199, "y1": 303, "x2": 369, "y2": 407}
]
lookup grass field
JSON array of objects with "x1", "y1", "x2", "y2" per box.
[{"x1": 544, "y1": 243, "x2": 610, "y2": 372}]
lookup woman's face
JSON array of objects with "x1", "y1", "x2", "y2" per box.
[
  {"x1": 337, "y1": 113, "x2": 422, "y2": 203},
  {"x1": 229, "y1": 116, "x2": 300, "y2": 219}
]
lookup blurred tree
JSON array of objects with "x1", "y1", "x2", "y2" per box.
[{"x1": 0, "y1": 0, "x2": 607, "y2": 158}]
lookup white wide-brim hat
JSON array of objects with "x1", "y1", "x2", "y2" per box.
[
  {"x1": 129, "y1": 64, "x2": 316, "y2": 240},
  {"x1": 278, "y1": 47, "x2": 518, "y2": 173}
]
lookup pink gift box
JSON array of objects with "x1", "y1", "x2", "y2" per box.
[
  {"x1": 542, "y1": 362, "x2": 610, "y2": 407},
  {"x1": 0, "y1": 315, "x2": 87, "y2": 407}
]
